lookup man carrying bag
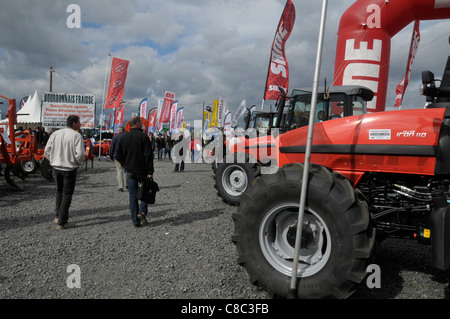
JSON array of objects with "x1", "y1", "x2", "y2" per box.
[{"x1": 116, "y1": 117, "x2": 155, "y2": 228}]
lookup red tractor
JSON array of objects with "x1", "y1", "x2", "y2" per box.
[
  {"x1": 231, "y1": 39, "x2": 450, "y2": 299},
  {"x1": 0, "y1": 95, "x2": 37, "y2": 188},
  {"x1": 1, "y1": 95, "x2": 97, "y2": 186},
  {"x1": 213, "y1": 85, "x2": 373, "y2": 205}
]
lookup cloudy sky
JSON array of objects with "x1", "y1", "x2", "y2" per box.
[{"x1": 1, "y1": 0, "x2": 450, "y2": 127}]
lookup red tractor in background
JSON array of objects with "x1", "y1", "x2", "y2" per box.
[
  {"x1": 1, "y1": 94, "x2": 96, "y2": 187},
  {"x1": 231, "y1": 37, "x2": 450, "y2": 299},
  {"x1": 0, "y1": 95, "x2": 43, "y2": 188},
  {"x1": 213, "y1": 84, "x2": 373, "y2": 205}
]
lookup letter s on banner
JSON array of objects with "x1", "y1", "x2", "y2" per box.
[{"x1": 263, "y1": 0, "x2": 296, "y2": 101}]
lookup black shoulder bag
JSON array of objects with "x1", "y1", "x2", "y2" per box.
[{"x1": 137, "y1": 177, "x2": 159, "y2": 204}]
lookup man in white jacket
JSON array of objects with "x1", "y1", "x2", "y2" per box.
[{"x1": 45, "y1": 115, "x2": 85, "y2": 230}]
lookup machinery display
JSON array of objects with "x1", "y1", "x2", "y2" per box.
[
  {"x1": 232, "y1": 0, "x2": 450, "y2": 299},
  {"x1": 1, "y1": 95, "x2": 96, "y2": 188},
  {"x1": 0, "y1": 95, "x2": 41, "y2": 189},
  {"x1": 213, "y1": 85, "x2": 373, "y2": 205}
]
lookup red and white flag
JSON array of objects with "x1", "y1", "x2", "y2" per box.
[
  {"x1": 159, "y1": 91, "x2": 175, "y2": 123},
  {"x1": 104, "y1": 57, "x2": 130, "y2": 109},
  {"x1": 170, "y1": 100, "x2": 178, "y2": 132},
  {"x1": 263, "y1": 0, "x2": 296, "y2": 101},
  {"x1": 147, "y1": 107, "x2": 158, "y2": 134},
  {"x1": 114, "y1": 102, "x2": 125, "y2": 133},
  {"x1": 176, "y1": 107, "x2": 184, "y2": 132},
  {"x1": 395, "y1": 20, "x2": 420, "y2": 107},
  {"x1": 139, "y1": 98, "x2": 148, "y2": 118}
]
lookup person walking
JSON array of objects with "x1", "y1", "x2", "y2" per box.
[
  {"x1": 116, "y1": 116, "x2": 154, "y2": 228},
  {"x1": 109, "y1": 126, "x2": 127, "y2": 192},
  {"x1": 164, "y1": 132, "x2": 172, "y2": 159},
  {"x1": 190, "y1": 136, "x2": 195, "y2": 163},
  {"x1": 148, "y1": 132, "x2": 155, "y2": 159},
  {"x1": 44, "y1": 115, "x2": 86, "y2": 230},
  {"x1": 156, "y1": 133, "x2": 165, "y2": 161},
  {"x1": 173, "y1": 133, "x2": 185, "y2": 172}
]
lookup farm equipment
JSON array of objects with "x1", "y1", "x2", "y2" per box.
[
  {"x1": 1, "y1": 94, "x2": 97, "y2": 186},
  {"x1": 0, "y1": 95, "x2": 41, "y2": 189},
  {"x1": 213, "y1": 85, "x2": 373, "y2": 205},
  {"x1": 231, "y1": 37, "x2": 450, "y2": 299},
  {"x1": 92, "y1": 132, "x2": 113, "y2": 157}
]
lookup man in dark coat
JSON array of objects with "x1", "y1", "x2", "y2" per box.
[{"x1": 116, "y1": 117, "x2": 154, "y2": 228}]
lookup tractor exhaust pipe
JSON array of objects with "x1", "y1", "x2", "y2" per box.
[{"x1": 430, "y1": 191, "x2": 450, "y2": 270}]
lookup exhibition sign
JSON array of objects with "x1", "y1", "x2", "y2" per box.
[{"x1": 42, "y1": 92, "x2": 95, "y2": 129}]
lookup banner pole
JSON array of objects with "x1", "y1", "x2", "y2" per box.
[
  {"x1": 99, "y1": 54, "x2": 111, "y2": 161},
  {"x1": 289, "y1": 0, "x2": 327, "y2": 298}
]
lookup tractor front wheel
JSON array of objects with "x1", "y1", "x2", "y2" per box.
[{"x1": 214, "y1": 161, "x2": 260, "y2": 206}]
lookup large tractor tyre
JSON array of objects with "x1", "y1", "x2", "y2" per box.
[
  {"x1": 214, "y1": 160, "x2": 260, "y2": 206},
  {"x1": 232, "y1": 163, "x2": 376, "y2": 299}
]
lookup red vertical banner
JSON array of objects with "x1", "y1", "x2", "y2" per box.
[
  {"x1": 170, "y1": 100, "x2": 178, "y2": 132},
  {"x1": 176, "y1": 107, "x2": 184, "y2": 132},
  {"x1": 160, "y1": 91, "x2": 175, "y2": 123},
  {"x1": 104, "y1": 57, "x2": 130, "y2": 109},
  {"x1": 263, "y1": 0, "x2": 296, "y2": 101},
  {"x1": 139, "y1": 98, "x2": 148, "y2": 118},
  {"x1": 395, "y1": 20, "x2": 420, "y2": 107},
  {"x1": 114, "y1": 102, "x2": 125, "y2": 133},
  {"x1": 147, "y1": 107, "x2": 157, "y2": 134}
]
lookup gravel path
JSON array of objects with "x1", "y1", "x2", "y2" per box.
[{"x1": 0, "y1": 158, "x2": 449, "y2": 299}]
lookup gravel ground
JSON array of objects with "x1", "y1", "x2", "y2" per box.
[{"x1": 0, "y1": 158, "x2": 449, "y2": 300}]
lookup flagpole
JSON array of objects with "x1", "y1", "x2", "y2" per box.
[
  {"x1": 289, "y1": 0, "x2": 327, "y2": 299},
  {"x1": 99, "y1": 53, "x2": 111, "y2": 161}
]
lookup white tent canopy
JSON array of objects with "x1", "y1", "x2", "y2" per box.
[{"x1": 17, "y1": 90, "x2": 41, "y2": 124}]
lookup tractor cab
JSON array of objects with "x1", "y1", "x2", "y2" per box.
[
  {"x1": 245, "y1": 107, "x2": 289, "y2": 133},
  {"x1": 421, "y1": 37, "x2": 450, "y2": 106},
  {"x1": 283, "y1": 85, "x2": 373, "y2": 132}
]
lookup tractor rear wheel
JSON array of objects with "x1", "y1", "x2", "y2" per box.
[{"x1": 232, "y1": 163, "x2": 376, "y2": 299}]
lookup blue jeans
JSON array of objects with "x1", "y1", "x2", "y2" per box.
[
  {"x1": 126, "y1": 172, "x2": 148, "y2": 225},
  {"x1": 158, "y1": 148, "x2": 165, "y2": 160}
]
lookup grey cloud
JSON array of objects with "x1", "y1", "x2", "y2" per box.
[{"x1": 1, "y1": 0, "x2": 450, "y2": 124}]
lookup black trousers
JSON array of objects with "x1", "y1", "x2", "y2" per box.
[
  {"x1": 174, "y1": 161, "x2": 184, "y2": 172},
  {"x1": 54, "y1": 168, "x2": 78, "y2": 225}
]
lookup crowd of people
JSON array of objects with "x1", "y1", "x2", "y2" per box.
[
  {"x1": 38, "y1": 115, "x2": 206, "y2": 230},
  {"x1": 1, "y1": 115, "x2": 207, "y2": 229}
]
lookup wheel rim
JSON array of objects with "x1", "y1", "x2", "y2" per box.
[
  {"x1": 21, "y1": 160, "x2": 36, "y2": 173},
  {"x1": 222, "y1": 165, "x2": 248, "y2": 196},
  {"x1": 259, "y1": 202, "x2": 332, "y2": 278}
]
